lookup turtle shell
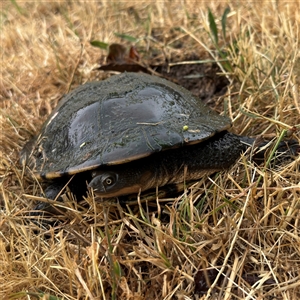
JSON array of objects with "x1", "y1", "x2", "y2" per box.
[{"x1": 22, "y1": 72, "x2": 231, "y2": 179}]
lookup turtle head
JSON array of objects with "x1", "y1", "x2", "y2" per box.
[{"x1": 89, "y1": 167, "x2": 152, "y2": 198}]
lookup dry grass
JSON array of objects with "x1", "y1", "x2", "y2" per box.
[{"x1": 1, "y1": 1, "x2": 300, "y2": 299}]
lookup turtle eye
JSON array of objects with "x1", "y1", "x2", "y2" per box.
[{"x1": 104, "y1": 176, "x2": 114, "y2": 186}]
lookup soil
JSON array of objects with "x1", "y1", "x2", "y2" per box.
[{"x1": 155, "y1": 60, "x2": 229, "y2": 103}]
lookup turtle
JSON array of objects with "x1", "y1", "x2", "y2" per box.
[{"x1": 21, "y1": 72, "x2": 299, "y2": 212}]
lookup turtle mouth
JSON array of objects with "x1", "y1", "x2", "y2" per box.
[
  {"x1": 95, "y1": 186, "x2": 142, "y2": 198},
  {"x1": 89, "y1": 182, "x2": 142, "y2": 198}
]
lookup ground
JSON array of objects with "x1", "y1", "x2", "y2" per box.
[{"x1": 1, "y1": 1, "x2": 300, "y2": 299}]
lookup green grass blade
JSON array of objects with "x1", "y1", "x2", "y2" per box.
[
  {"x1": 90, "y1": 40, "x2": 109, "y2": 50},
  {"x1": 114, "y1": 33, "x2": 138, "y2": 42},
  {"x1": 9, "y1": 0, "x2": 26, "y2": 15},
  {"x1": 208, "y1": 8, "x2": 218, "y2": 45},
  {"x1": 221, "y1": 7, "x2": 230, "y2": 40}
]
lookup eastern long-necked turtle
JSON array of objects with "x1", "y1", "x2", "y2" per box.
[{"x1": 21, "y1": 72, "x2": 299, "y2": 211}]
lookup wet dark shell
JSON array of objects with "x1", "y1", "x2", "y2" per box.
[{"x1": 22, "y1": 72, "x2": 231, "y2": 179}]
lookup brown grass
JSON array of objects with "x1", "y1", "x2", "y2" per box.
[{"x1": 1, "y1": 1, "x2": 300, "y2": 299}]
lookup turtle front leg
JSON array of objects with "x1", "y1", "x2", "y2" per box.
[
  {"x1": 30, "y1": 181, "x2": 69, "y2": 217},
  {"x1": 30, "y1": 173, "x2": 91, "y2": 217}
]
